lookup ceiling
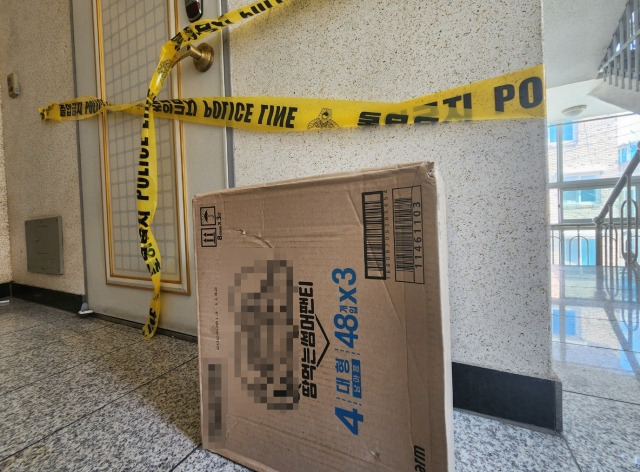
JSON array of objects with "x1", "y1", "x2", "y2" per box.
[{"x1": 543, "y1": 0, "x2": 630, "y2": 122}]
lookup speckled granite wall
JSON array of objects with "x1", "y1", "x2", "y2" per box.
[
  {"x1": 226, "y1": 0, "x2": 551, "y2": 379},
  {"x1": 0, "y1": 0, "x2": 84, "y2": 295},
  {"x1": 0, "y1": 100, "x2": 11, "y2": 284}
]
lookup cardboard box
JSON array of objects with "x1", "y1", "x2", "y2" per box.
[{"x1": 194, "y1": 162, "x2": 453, "y2": 472}]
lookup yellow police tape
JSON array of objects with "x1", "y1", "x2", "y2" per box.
[
  {"x1": 135, "y1": 0, "x2": 298, "y2": 338},
  {"x1": 41, "y1": 65, "x2": 545, "y2": 130},
  {"x1": 38, "y1": 0, "x2": 545, "y2": 339}
]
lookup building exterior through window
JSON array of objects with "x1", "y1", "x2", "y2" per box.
[{"x1": 549, "y1": 114, "x2": 640, "y2": 266}]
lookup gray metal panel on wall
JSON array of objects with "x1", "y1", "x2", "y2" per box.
[{"x1": 25, "y1": 217, "x2": 64, "y2": 275}]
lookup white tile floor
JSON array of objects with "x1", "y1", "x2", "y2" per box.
[
  {"x1": 0, "y1": 264, "x2": 638, "y2": 471},
  {"x1": 551, "y1": 265, "x2": 640, "y2": 471}
]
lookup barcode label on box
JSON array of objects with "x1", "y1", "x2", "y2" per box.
[
  {"x1": 392, "y1": 186, "x2": 425, "y2": 284},
  {"x1": 362, "y1": 192, "x2": 386, "y2": 280}
]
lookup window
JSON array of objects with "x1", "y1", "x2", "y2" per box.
[
  {"x1": 548, "y1": 123, "x2": 577, "y2": 144},
  {"x1": 562, "y1": 188, "x2": 602, "y2": 220},
  {"x1": 549, "y1": 116, "x2": 640, "y2": 224},
  {"x1": 618, "y1": 142, "x2": 637, "y2": 164},
  {"x1": 563, "y1": 189, "x2": 600, "y2": 204}
]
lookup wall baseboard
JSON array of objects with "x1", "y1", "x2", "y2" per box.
[
  {"x1": 0, "y1": 282, "x2": 10, "y2": 298},
  {"x1": 90, "y1": 311, "x2": 198, "y2": 344},
  {"x1": 452, "y1": 362, "x2": 562, "y2": 433},
  {"x1": 10, "y1": 283, "x2": 83, "y2": 314}
]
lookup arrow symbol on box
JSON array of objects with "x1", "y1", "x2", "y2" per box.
[{"x1": 315, "y1": 315, "x2": 331, "y2": 367}]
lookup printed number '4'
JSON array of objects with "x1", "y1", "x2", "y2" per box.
[
  {"x1": 335, "y1": 406, "x2": 363, "y2": 435},
  {"x1": 335, "y1": 330, "x2": 358, "y2": 348}
]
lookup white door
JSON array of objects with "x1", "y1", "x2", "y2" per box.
[{"x1": 72, "y1": 0, "x2": 229, "y2": 335}]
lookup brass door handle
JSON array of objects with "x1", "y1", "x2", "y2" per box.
[{"x1": 175, "y1": 43, "x2": 214, "y2": 72}]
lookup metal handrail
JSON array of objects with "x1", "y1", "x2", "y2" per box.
[
  {"x1": 621, "y1": 191, "x2": 639, "y2": 263},
  {"x1": 593, "y1": 145, "x2": 640, "y2": 266},
  {"x1": 603, "y1": 219, "x2": 618, "y2": 266},
  {"x1": 593, "y1": 147, "x2": 640, "y2": 225}
]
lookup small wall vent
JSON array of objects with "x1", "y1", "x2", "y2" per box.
[{"x1": 25, "y1": 217, "x2": 64, "y2": 275}]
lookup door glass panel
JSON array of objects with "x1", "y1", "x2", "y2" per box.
[{"x1": 98, "y1": 0, "x2": 188, "y2": 292}]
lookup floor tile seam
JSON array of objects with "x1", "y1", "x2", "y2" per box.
[
  {"x1": 72, "y1": 332, "x2": 144, "y2": 353},
  {"x1": 0, "y1": 320, "x2": 64, "y2": 338},
  {"x1": 551, "y1": 287, "x2": 636, "y2": 292},
  {"x1": 43, "y1": 320, "x2": 114, "y2": 336},
  {"x1": 552, "y1": 360, "x2": 640, "y2": 379},
  {"x1": 0, "y1": 354, "x2": 101, "y2": 399},
  {"x1": 1, "y1": 314, "x2": 125, "y2": 338},
  {"x1": 553, "y1": 291, "x2": 624, "y2": 296},
  {"x1": 562, "y1": 420, "x2": 640, "y2": 471},
  {"x1": 563, "y1": 389, "x2": 640, "y2": 407},
  {"x1": 553, "y1": 290, "x2": 638, "y2": 296},
  {"x1": 0, "y1": 338, "x2": 62, "y2": 361},
  {"x1": 0, "y1": 355, "x2": 200, "y2": 464},
  {"x1": 560, "y1": 433, "x2": 584, "y2": 472},
  {"x1": 553, "y1": 364, "x2": 640, "y2": 378},
  {"x1": 554, "y1": 277, "x2": 638, "y2": 281},
  {"x1": 552, "y1": 320, "x2": 637, "y2": 328},
  {"x1": 554, "y1": 339, "x2": 640, "y2": 355},
  {"x1": 45, "y1": 316, "x2": 112, "y2": 326},
  {"x1": 0, "y1": 327, "x2": 52, "y2": 340},
  {"x1": 168, "y1": 445, "x2": 201, "y2": 472},
  {"x1": 551, "y1": 304, "x2": 639, "y2": 314},
  {"x1": 0, "y1": 323, "x2": 61, "y2": 337},
  {"x1": 0, "y1": 330, "x2": 141, "y2": 368},
  {"x1": 43, "y1": 314, "x2": 100, "y2": 322},
  {"x1": 0, "y1": 313, "x2": 53, "y2": 322},
  {"x1": 78, "y1": 353, "x2": 197, "y2": 415},
  {"x1": 0, "y1": 337, "x2": 176, "y2": 399},
  {"x1": 551, "y1": 313, "x2": 638, "y2": 322},
  {"x1": 0, "y1": 319, "x2": 104, "y2": 338},
  {"x1": 452, "y1": 407, "x2": 561, "y2": 437},
  {"x1": 551, "y1": 298, "x2": 639, "y2": 308}
]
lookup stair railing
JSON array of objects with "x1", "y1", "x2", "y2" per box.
[
  {"x1": 594, "y1": 144, "x2": 640, "y2": 266},
  {"x1": 600, "y1": 0, "x2": 640, "y2": 92}
]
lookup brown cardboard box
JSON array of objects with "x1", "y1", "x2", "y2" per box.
[{"x1": 194, "y1": 162, "x2": 453, "y2": 472}]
